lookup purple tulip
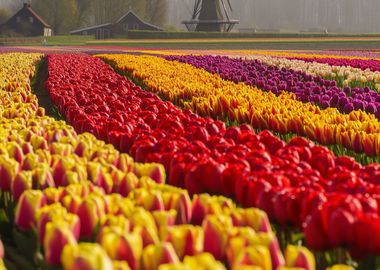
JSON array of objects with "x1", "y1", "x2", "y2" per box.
[
  {"x1": 343, "y1": 103, "x2": 355, "y2": 113},
  {"x1": 366, "y1": 103, "x2": 377, "y2": 114}
]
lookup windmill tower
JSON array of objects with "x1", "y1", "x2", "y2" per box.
[{"x1": 183, "y1": 0, "x2": 239, "y2": 32}]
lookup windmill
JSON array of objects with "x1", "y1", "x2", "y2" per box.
[{"x1": 183, "y1": 0, "x2": 239, "y2": 32}]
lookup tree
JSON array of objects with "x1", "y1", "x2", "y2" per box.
[
  {"x1": 0, "y1": 8, "x2": 10, "y2": 24},
  {"x1": 32, "y1": 0, "x2": 79, "y2": 34}
]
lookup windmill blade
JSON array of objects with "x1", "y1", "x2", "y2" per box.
[
  {"x1": 192, "y1": 0, "x2": 202, "y2": 19},
  {"x1": 226, "y1": 0, "x2": 233, "y2": 11},
  {"x1": 220, "y1": 0, "x2": 230, "y2": 20}
]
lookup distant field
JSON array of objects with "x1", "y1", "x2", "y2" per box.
[
  {"x1": 0, "y1": 35, "x2": 94, "y2": 46},
  {"x1": 87, "y1": 37, "x2": 380, "y2": 50},
  {"x1": 2, "y1": 35, "x2": 380, "y2": 50}
]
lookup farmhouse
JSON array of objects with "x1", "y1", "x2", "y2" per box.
[
  {"x1": 0, "y1": 3, "x2": 51, "y2": 37},
  {"x1": 70, "y1": 10, "x2": 163, "y2": 39}
]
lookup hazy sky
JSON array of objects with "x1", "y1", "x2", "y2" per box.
[
  {"x1": 168, "y1": 0, "x2": 380, "y2": 33},
  {"x1": 2, "y1": 0, "x2": 380, "y2": 33}
]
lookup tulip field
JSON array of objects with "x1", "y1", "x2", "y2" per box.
[{"x1": 3, "y1": 48, "x2": 380, "y2": 270}]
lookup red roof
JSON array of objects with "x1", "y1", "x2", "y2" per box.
[{"x1": 26, "y1": 5, "x2": 51, "y2": 28}]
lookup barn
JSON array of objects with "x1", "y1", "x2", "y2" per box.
[
  {"x1": 0, "y1": 3, "x2": 51, "y2": 37},
  {"x1": 70, "y1": 10, "x2": 163, "y2": 39}
]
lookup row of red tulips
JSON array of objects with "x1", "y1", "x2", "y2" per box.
[{"x1": 44, "y1": 54, "x2": 380, "y2": 258}]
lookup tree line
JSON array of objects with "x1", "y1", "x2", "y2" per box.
[{"x1": 0, "y1": 0, "x2": 169, "y2": 34}]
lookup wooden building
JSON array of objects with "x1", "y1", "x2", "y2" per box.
[
  {"x1": 70, "y1": 11, "x2": 163, "y2": 39},
  {"x1": 0, "y1": 3, "x2": 51, "y2": 37}
]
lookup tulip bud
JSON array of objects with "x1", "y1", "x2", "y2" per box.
[
  {"x1": 50, "y1": 142, "x2": 72, "y2": 156},
  {"x1": 100, "y1": 215, "x2": 130, "y2": 234},
  {"x1": 134, "y1": 163, "x2": 166, "y2": 184},
  {"x1": 76, "y1": 195, "x2": 105, "y2": 239},
  {"x1": 61, "y1": 194, "x2": 82, "y2": 213},
  {"x1": 44, "y1": 221, "x2": 77, "y2": 265},
  {"x1": 0, "y1": 155, "x2": 19, "y2": 192},
  {"x1": 118, "y1": 172, "x2": 139, "y2": 197},
  {"x1": 142, "y1": 243, "x2": 180, "y2": 270},
  {"x1": 21, "y1": 153, "x2": 40, "y2": 170},
  {"x1": 59, "y1": 183, "x2": 89, "y2": 199},
  {"x1": 203, "y1": 215, "x2": 232, "y2": 261},
  {"x1": 63, "y1": 171, "x2": 80, "y2": 185},
  {"x1": 153, "y1": 210, "x2": 177, "y2": 238},
  {"x1": 115, "y1": 153, "x2": 135, "y2": 172},
  {"x1": 73, "y1": 140, "x2": 89, "y2": 157},
  {"x1": 285, "y1": 245, "x2": 315, "y2": 270},
  {"x1": 15, "y1": 190, "x2": 46, "y2": 231},
  {"x1": 36, "y1": 203, "x2": 68, "y2": 243},
  {"x1": 113, "y1": 261, "x2": 132, "y2": 270},
  {"x1": 6, "y1": 141, "x2": 23, "y2": 163},
  {"x1": 164, "y1": 225, "x2": 204, "y2": 259},
  {"x1": 233, "y1": 245, "x2": 272, "y2": 270},
  {"x1": 12, "y1": 171, "x2": 33, "y2": 201},
  {"x1": 252, "y1": 233, "x2": 285, "y2": 269},
  {"x1": 183, "y1": 253, "x2": 226, "y2": 270},
  {"x1": 43, "y1": 187, "x2": 62, "y2": 204},
  {"x1": 94, "y1": 170, "x2": 113, "y2": 194},
  {"x1": 191, "y1": 194, "x2": 223, "y2": 225},
  {"x1": 30, "y1": 134, "x2": 48, "y2": 150},
  {"x1": 61, "y1": 243, "x2": 113, "y2": 270},
  {"x1": 133, "y1": 189, "x2": 165, "y2": 212},
  {"x1": 227, "y1": 227, "x2": 257, "y2": 265},
  {"x1": 129, "y1": 208, "x2": 160, "y2": 247},
  {"x1": 32, "y1": 165, "x2": 55, "y2": 189},
  {"x1": 185, "y1": 160, "x2": 224, "y2": 195},
  {"x1": 100, "y1": 230, "x2": 143, "y2": 270},
  {"x1": 22, "y1": 142, "x2": 33, "y2": 155},
  {"x1": 238, "y1": 208, "x2": 272, "y2": 233},
  {"x1": 163, "y1": 190, "x2": 192, "y2": 224}
]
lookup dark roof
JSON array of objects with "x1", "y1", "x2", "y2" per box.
[
  {"x1": 115, "y1": 10, "x2": 163, "y2": 31},
  {"x1": 6, "y1": 4, "x2": 51, "y2": 28},
  {"x1": 26, "y1": 5, "x2": 51, "y2": 28},
  {"x1": 70, "y1": 23, "x2": 112, "y2": 34}
]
